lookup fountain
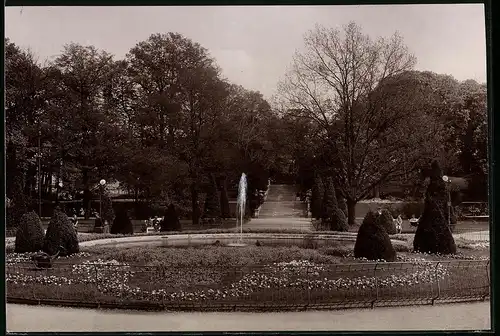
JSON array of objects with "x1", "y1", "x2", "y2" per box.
[{"x1": 227, "y1": 173, "x2": 248, "y2": 247}]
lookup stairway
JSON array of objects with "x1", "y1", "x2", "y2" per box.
[
  {"x1": 244, "y1": 184, "x2": 312, "y2": 231},
  {"x1": 258, "y1": 184, "x2": 307, "y2": 218}
]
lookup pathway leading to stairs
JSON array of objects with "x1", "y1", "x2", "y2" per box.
[{"x1": 244, "y1": 184, "x2": 313, "y2": 231}]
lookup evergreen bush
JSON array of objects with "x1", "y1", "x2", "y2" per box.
[
  {"x1": 110, "y1": 208, "x2": 134, "y2": 234},
  {"x1": 311, "y1": 176, "x2": 324, "y2": 220},
  {"x1": 43, "y1": 209, "x2": 79, "y2": 256},
  {"x1": 161, "y1": 204, "x2": 181, "y2": 231},
  {"x1": 379, "y1": 208, "x2": 397, "y2": 234},
  {"x1": 336, "y1": 189, "x2": 348, "y2": 217},
  {"x1": 321, "y1": 177, "x2": 348, "y2": 231},
  {"x1": 413, "y1": 200, "x2": 457, "y2": 254},
  {"x1": 413, "y1": 160, "x2": 457, "y2": 254},
  {"x1": 354, "y1": 211, "x2": 397, "y2": 261},
  {"x1": 15, "y1": 211, "x2": 44, "y2": 253}
]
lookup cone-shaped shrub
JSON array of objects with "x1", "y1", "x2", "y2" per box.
[
  {"x1": 203, "y1": 176, "x2": 221, "y2": 224},
  {"x1": 413, "y1": 160, "x2": 457, "y2": 254},
  {"x1": 379, "y1": 208, "x2": 397, "y2": 234},
  {"x1": 15, "y1": 211, "x2": 44, "y2": 253},
  {"x1": 354, "y1": 211, "x2": 397, "y2": 261},
  {"x1": 161, "y1": 204, "x2": 181, "y2": 231},
  {"x1": 311, "y1": 177, "x2": 324, "y2": 220},
  {"x1": 220, "y1": 178, "x2": 231, "y2": 219},
  {"x1": 321, "y1": 177, "x2": 348, "y2": 231},
  {"x1": 337, "y1": 189, "x2": 348, "y2": 217},
  {"x1": 414, "y1": 200, "x2": 457, "y2": 254},
  {"x1": 43, "y1": 209, "x2": 79, "y2": 256},
  {"x1": 110, "y1": 208, "x2": 134, "y2": 234}
]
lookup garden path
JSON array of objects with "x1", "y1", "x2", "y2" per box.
[
  {"x1": 7, "y1": 301, "x2": 490, "y2": 332},
  {"x1": 246, "y1": 184, "x2": 313, "y2": 231}
]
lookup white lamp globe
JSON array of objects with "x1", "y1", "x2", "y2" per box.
[
  {"x1": 442, "y1": 175, "x2": 449, "y2": 182},
  {"x1": 99, "y1": 179, "x2": 106, "y2": 186}
]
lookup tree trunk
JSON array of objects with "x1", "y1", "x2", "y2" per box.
[
  {"x1": 25, "y1": 164, "x2": 37, "y2": 199},
  {"x1": 347, "y1": 198, "x2": 357, "y2": 226},
  {"x1": 82, "y1": 169, "x2": 91, "y2": 219},
  {"x1": 190, "y1": 182, "x2": 200, "y2": 225},
  {"x1": 373, "y1": 185, "x2": 380, "y2": 199}
]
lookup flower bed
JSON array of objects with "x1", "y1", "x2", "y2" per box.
[{"x1": 6, "y1": 244, "x2": 490, "y2": 310}]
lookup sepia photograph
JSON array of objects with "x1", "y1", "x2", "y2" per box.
[{"x1": 4, "y1": 3, "x2": 491, "y2": 332}]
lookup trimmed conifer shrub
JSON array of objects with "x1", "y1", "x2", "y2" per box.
[
  {"x1": 379, "y1": 208, "x2": 397, "y2": 234},
  {"x1": 110, "y1": 208, "x2": 134, "y2": 234},
  {"x1": 15, "y1": 211, "x2": 44, "y2": 253},
  {"x1": 161, "y1": 204, "x2": 181, "y2": 231},
  {"x1": 43, "y1": 209, "x2": 79, "y2": 256},
  {"x1": 413, "y1": 160, "x2": 457, "y2": 254},
  {"x1": 321, "y1": 177, "x2": 348, "y2": 231},
  {"x1": 354, "y1": 211, "x2": 397, "y2": 261},
  {"x1": 311, "y1": 176, "x2": 324, "y2": 220},
  {"x1": 337, "y1": 189, "x2": 348, "y2": 217},
  {"x1": 413, "y1": 200, "x2": 457, "y2": 254}
]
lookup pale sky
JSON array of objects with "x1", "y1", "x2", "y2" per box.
[{"x1": 5, "y1": 4, "x2": 486, "y2": 100}]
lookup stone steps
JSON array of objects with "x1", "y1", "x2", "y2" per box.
[{"x1": 258, "y1": 184, "x2": 307, "y2": 218}]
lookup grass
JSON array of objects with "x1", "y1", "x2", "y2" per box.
[
  {"x1": 5, "y1": 216, "x2": 490, "y2": 310},
  {"x1": 82, "y1": 245, "x2": 344, "y2": 266},
  {"x1": 6, "y1": 239, "x2": 490, "y2": 310}
]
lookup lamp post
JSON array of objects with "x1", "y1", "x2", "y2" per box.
[
  {"x1": 442, "y1": 175, "x2": 452, "y2": 230},
  {"x1": 99, "y1": 179, "x2": 106, "y2": 221}
]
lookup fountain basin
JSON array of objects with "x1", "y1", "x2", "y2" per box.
[
  {"x1": 226, "y1": 242, "x2": 248, "y2": 247},
  {"x1": 123, "y1": 233, "x2": 408, "y2": 249}
]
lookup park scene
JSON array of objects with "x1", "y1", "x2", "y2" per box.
[{"x1": 5, "y1": 4, "x2": 489, "y2": 331}]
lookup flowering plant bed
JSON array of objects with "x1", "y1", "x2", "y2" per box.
[{"x1": 6, "y1": 245, "x2": 490, "y2": 310}]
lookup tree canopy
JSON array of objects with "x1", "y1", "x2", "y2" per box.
[{"x1": 5, "y1": 24, "x2": 488, "y2": 227}]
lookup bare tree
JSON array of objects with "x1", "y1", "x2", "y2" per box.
[{"x1": 277, "y1": 22, "x2": 437, "y2": 225}]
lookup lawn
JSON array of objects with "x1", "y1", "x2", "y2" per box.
[{"x1": 6, "y1": 239, "x2": 489, "y2": 310}]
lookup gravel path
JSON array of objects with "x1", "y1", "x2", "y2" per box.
[{"x1": 7, "y1": 301, "x2": 490, "y2": 332}]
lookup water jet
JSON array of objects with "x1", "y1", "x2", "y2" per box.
[{"x1": 227, "y1": 173, "x2": 248, "y2": 247}]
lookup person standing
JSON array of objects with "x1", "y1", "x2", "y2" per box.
[{"x1": 71, "y1": 212, "x2": 79, "y2": 229}]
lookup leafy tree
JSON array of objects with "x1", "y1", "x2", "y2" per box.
[
  {"x1": 413, "y1": 161, "x2": 457, "y2": 254},
  {"x1": 354, "y1": 211, "x2": 397, "y2": 261},
  {"x1": 45, "y1": 43, "x2": 123, "y2": 218},
  {"x1": 15, "y1": 211, "x2": 44, "y2": 253},
  {"x1": 160, "y1": 204, "x2": 181, "y2": 231},
  {"x1": 43, "y1": 209, "x2": 79, "y2": 256},
  {"x1": 127, "y1": 33, "x2": 229, "y2": 225},
  {"x1": 110, "y1": 208, "x2": 133, "y2": 234},
  {"x1": 277, "y1": 22, "x2": 442, "y2": 226},
  {"x1": 371, "y1": 72, "x2": 488, "y2": 201},
  {"x1": 5, "y1": 38, "x2": 51, "y2": 211}
]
